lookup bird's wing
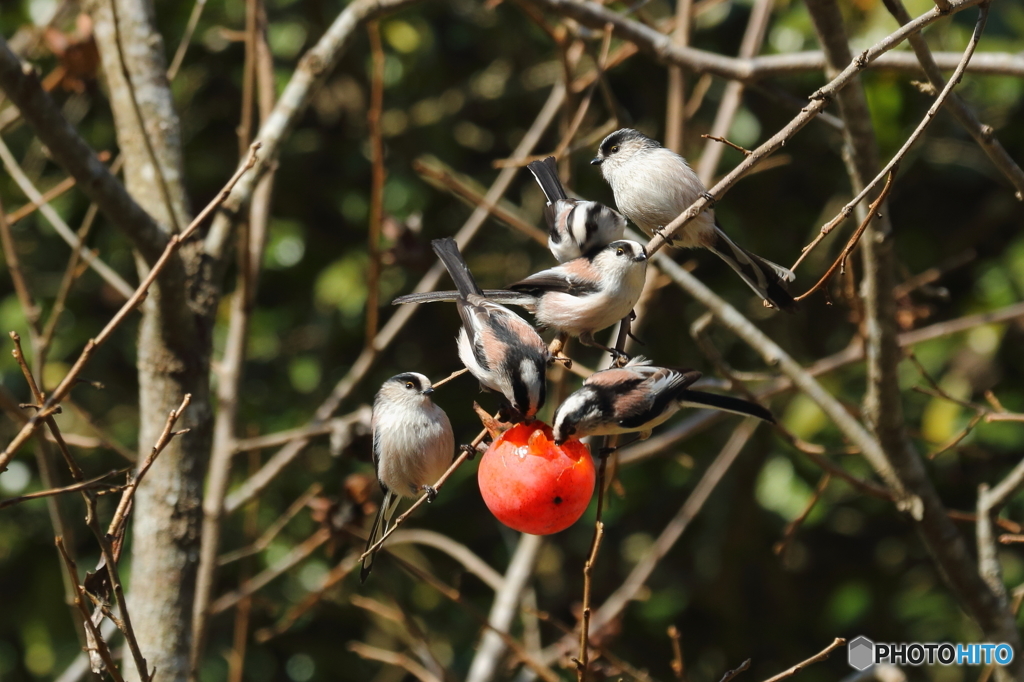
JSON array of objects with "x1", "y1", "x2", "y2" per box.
[
  {"x1": 507, "y1": 266, "x2": 601, "y2": 296},
  {"x1": 611, "y1": 367, "x2": 702, "y2": 429}
]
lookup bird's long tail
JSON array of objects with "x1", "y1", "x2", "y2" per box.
[
  {"x1": 676, "y1": 389, "x2": 775, "y2": 423},
  {"x1": 706, "y1": 226, "x2": 799, "y2": 313},
  {"x1": 526, "y1": 156, "x2": 567, "y2": 203},
  {"x1": 432, "y1": 238, "x2": 483, "y2": 298},
  {"x1": 360, "y1": 488, "x2": 400, "y2": 583},
  {"x1": 392, "y1": 289, "x2": 536, "y2": 307}
]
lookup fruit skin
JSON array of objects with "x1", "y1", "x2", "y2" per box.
[{"x1": 477, "y1": 422, "x2": 595, "y2": 535}]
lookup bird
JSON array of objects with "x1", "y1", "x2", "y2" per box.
[
  {"x1": 527, "y1": 155, "x2": 626, "y2": 262},
  {"x1": 551, "y1": 357, "x2": 775, "y2": 445},
  {"x1": 362, "y1": 372, "x2": 454, "y2": 582},
  {"x1": 393, "y1": 240, "x2": 648, "y2": 361},
  {"x1": 428, "y1": 237, "x2": 550, "y2": 422},
  {"x1": 591, "y1": 128, "x2": 798, "y2": 313}
]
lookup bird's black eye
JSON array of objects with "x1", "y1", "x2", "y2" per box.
[
  {"x1": 616, "y1": 247, "x2": 624, "y2": 256},
  {"x1": 610, "y1": 145, "x2": 619, "y2": 153},
  {"x1": 568, "y1": 427, "x2": 576, "y2": 435},
  {"x1": 406, "y1": 382, "x2": 415, "y2": 389}
]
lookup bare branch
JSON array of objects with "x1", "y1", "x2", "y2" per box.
[
  {"x1": 204, "y1": 0, "x2": 435, "y2": 262},
  {"x1": 217, "y1": 483, "x2": 322, "y2": 566},
  {"x1": 881, "y1": 0, "x2": 1024, "y2": 200},
  {"x1": 348, "y1": 642, "x2": 443, "y2": 682},
  {"x1": 56, "y1": 537, "x2": 126, "y2": 682},
  {"x1": 0, "y1": 149, "x2": 256, "y2": 476},
  {"x1": 210, "y1": 528, "x2": 331, "y2": 615},
  {"x1": 0, "y1": 469, "x2": 124, "y2": 510},
  {"x1": 466, "y1": 534, "x2": 543, "y2": 682},
  {"x1": 796, "y1": 170, "x2": 897, "y2": 300},
  {"x1": 0, "y1": 36, "x2": 169, "y2": 264},
  {"x1": 760, "y1": 638, "x2": 846, "y2": 682},
  {"x1": 694, "y1": 0, "x2": 773, "y2": 185},
  {"x1": 0, "y1": 136, "x2": 134, "y2": 298}
]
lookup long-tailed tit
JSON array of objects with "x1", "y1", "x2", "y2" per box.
[
  {"x1": 394, "y1": 240, "x2": 648, "y2": 360},
  {"x1": 362, "y1": 372, "x2": 454, "y2": 582},
  {"x1": 552, "y1": 357, "x2": 775, "y2": 445},
  {"x1": 430, "y1": 238, "x2": 550, "y2": 421},
  {"x1": 591, "y1": 128, "x2": 798, "y2": 313},
  {"x1": 527, "y1": 156, "x2": 626, "y2": 262}
]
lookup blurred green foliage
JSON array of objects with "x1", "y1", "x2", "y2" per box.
[{"x1": 2, "y1": 0, "x2": 1024, "y2": 680}]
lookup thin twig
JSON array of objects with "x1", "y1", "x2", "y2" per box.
[
  {"x1": 348, "y1": 642, "x2": 443, "y2": 682},
  {"x1": 255, "y1": 551, "x2": 361, "y2": 642},
  {"x1": 701, "y1": 134, "x2": 752, "y2": 156},
  {"x1": 107, "y1": 394, "x2": 192, "y2": 540},
  {"x1": 760, "y1": 637, "x2": 846, "y2": 682},
  {"x1": 774, "y1": 474, "x2": 831, "y2": 558},
  {"x1": 431, "y1": 367, "x2": 470, "y2": 389},
  {"x1": 391, "y1": 553, "x2": 562, "y2": 682},
  {"x1": 83, "y1": 493, "x2": 152, "y2": 682},
  {"x1": 574, "y1": 519, "x2": 604, "y2": 681},
  {"x1": 365, "y1": 20, "x2": 386, "y2": 346},
  {"x1": 9, "y1": 332, "x2": 84, "y2": 480},
  {"x1": 0, "y1": 135, "x2": 134, "y2": 298},
  {"x1": 695, "y1": 0, "x2": 774, "y2": 184},
  {"x1": 166, "y1": 0, "x2": 208, "y2": 80},
  {"x1": 0, "y1": 147, "x2": 257, "y2": 472},
  {"x1": 217, "y1": 483, "x2": 322, "y2": 566},
  {"x1": 796, "y1": 169, "x2": 897, "y2": 300},
  {"x1": 794, "y1": 1, "x2": 989, "y2": 273},
  {"x1": 719, "y1": 659, "x2": 751, "y2": 682},
  {"x1": 0, "y1": 196, "x2": 42, "y2": 330},
  {"x1": 351, "y1": 594, "x2": 452, "y2": 682},
  {"x1": 210, "y1": 528, "x2": 332, "y2": 615},
  {"x1": 881, "y1": 0, "x2": 1024, "y2": 200},
  {"x1": 669, "y1": 625, "x2": 686, "y2": 681},
  {"x1": 56, "y1": 537, "x2": 126, "y2": 682},
  {"x1": 412, "y1": 157, "x2": 548, "y2": 246},
  {"x1": 0, "y1": 469, "x2": 125, "y2": 510}
]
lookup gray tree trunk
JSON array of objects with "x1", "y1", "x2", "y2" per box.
[{"x1": 87, "y1": 1, "x2": 214, "y2": 680}]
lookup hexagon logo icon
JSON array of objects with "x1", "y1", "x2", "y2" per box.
[{"x1": 848, "y1": 636, "x2": 875, "y2": 671}]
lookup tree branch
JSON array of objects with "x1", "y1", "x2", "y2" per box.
[{"x1": 0, "y1": 35, "x2": 168, "y2": 264}]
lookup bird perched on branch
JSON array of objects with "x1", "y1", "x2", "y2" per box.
[
  {"x1": 394, "y1": 240, "x2": 648, "y2": 362},
  {"x1": 527, "y1": 155, "x2": 626, "y2": 262},
  {"x1": 591, "y1": 128, "x2": 798, "y2": 313},
  {"x1": 362, "y1": 372, "x2": 453, "y2": 582},
  {"x1": 426, "y1": 237, "x2": 551, "y2": 422},
  {"x1": 552, "y1": 357, "x2": 775, "y2": 445}
]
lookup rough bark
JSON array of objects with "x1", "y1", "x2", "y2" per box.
[
  {"x1": 87, "y1": 1, "x2": 213, "y2": 681},
  {"x1": 804, "y1": 2, "x2": 1023, "y2": 679}
]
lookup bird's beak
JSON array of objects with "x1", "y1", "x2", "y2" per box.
[
  {"x1": 422, "y1": 386, "x2": 435, "y2": 395},
  {"x1": 590, "y1": 157, "x2": 602, "y2": 166},
  {"x1": 634, "y1": 248, "x2": 648, "y2": 262},
  {"x1": 554, "y1": 436, "x2": 565, "y2": 445}
]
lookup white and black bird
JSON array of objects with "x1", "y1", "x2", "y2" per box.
[
  {"x1": 394, "y1": 240, "x2": 648, "y2": 360},
  {"x1": 527, "y1": 156, "x2": 626, "y2": 262},
  {"x1": 591, "y1": 128, "x2": 798, "y2": 313},
  {"x1": 362, "y1": 372, "x2": 454, "y2": 582},
  {"x1": 552, "y1": 357, "x2": 775, "y2": 445},
  {"x1": 426, "y1": 237, "x2": 550, "y2": 421}
]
